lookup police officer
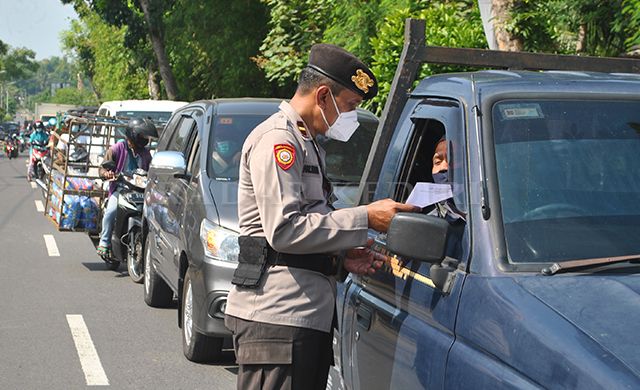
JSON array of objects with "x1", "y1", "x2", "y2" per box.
[{"x1": 225, "y1": 43, "x2": 418, "y2": 390}]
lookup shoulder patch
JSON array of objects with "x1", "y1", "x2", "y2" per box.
[{"x1": 274, "y1": 144, "x2": 296, "y2": 170}]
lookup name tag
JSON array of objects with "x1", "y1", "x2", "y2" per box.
[{"x1": 303, "y1": 165, "x2": 319, "y2": 174}]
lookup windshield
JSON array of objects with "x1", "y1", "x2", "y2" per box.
[
  {"x1": 208, "y1": 114, "x2": 271, "y2": 180},
  {"x1": 115, "y1": 110, "x2": 173, "y2": 123},
  {"x1": 493, "y1": 99, "x2": 640, "y2": 263}
]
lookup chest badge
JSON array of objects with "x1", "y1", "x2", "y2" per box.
[{"x1": 274, "y1": 144, "x2": 296, "y2": 170}]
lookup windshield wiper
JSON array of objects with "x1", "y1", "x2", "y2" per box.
[
  {"x1": 541, "y1": 254, "x2": 640, "y2": 276},
  {"x1": 327, "y1": 176, "x2": 356, "y2": 184}
]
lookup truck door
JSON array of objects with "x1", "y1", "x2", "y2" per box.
[{"x1": 343, "y1": 99, "x2": 470, "y2": 389}]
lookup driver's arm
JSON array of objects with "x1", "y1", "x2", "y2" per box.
[{"x1": 99, "y1": 147, "x2": 117, "y2": 179}]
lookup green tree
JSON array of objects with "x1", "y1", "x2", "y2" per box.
[
  {"x1": 51, "y1": 87, "x2": 99, "y2": 105},
  {"x1": 621, "y1": 0, "x2": 640, "y2": 52},
  {"x1": 62, "y1": 14, "x2": 148, "y2": 101},
  {"x1": 367, "y1": 1, "x2": 486, "y2": 113},
  {"x1": 165, "y1": 0, "x2": 280, "y2": 100},
  {"x1": 504, "y1": 0, "x2": 628, "y2": 56},
  {"x1": 62, "y1": 0, "x2": 177, "y2": 99}
]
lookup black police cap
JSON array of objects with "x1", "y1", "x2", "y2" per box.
[{"x1": 307, "y1": 43, "x2": 378, "y2": 100}]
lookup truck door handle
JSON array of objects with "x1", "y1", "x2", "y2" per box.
[{"x1": 356, "y1": 304, "x2": 372, "y2": 331}]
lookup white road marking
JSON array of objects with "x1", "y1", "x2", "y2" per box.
[
  {"x1": 35, "y1": 200, "x2": 45, "y2": 212},
  {"x1": 43, "y1": 234, "x2": 60, "y2": 257},
  {"x1": 30, "y1": 182, "x2": 37, "y2": 189},
  {"x1": 66, "y1": 314, "x2": 110, "y2": 386}
]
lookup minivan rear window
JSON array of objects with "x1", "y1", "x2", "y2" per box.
[{"x1": 208, "y1": 114, "x2": 271, "y2": 180}]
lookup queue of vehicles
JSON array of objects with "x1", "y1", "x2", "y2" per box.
[{"x1": 16, "y1": 19, "x2": 640, "y2": 388}]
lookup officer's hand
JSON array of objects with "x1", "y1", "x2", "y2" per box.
[
  {"x1": 343, "y1": 240, "x2": 385, "y2": 275},
  {"x1": 366, "y1": 198, "x2": 419, "y2": 233}
]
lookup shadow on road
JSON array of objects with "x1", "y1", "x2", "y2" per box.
[{"x1": 81, "y1": 261, "x2": 127, "y2": 276}]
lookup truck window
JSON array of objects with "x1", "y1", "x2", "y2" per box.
[{"x1": 394, "y1": 101, "x2": 468, "y2": 261}]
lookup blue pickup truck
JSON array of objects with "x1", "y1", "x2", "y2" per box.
[{"x1": 331, "y1": 19, "x2": 640, "y2": 390}]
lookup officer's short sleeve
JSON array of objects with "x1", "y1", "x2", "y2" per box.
[{"x1": 247, "y1": 129, "x2": 368, "y2": 254}]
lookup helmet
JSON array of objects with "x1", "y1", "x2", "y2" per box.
[
  {"x1": 125, "y1": 118, "x2": 158, "y2": 149},
  {"x1": 34, "y1": 121, "x2": 45, "y2": 131}
]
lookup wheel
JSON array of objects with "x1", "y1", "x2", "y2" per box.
[
  {"x1": 181, "y1": 270, "x2": 223, "y2": 362},
  {"x1": 127, "y1": 229, "x2": 144, "y2": 284},
  {"x1": 143, "y1": 234, "x2": 173, "y2": 307}
]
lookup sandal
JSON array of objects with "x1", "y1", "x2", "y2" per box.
[{"x1": 97, "y1": 245, "x2": 111, "y2": 259}]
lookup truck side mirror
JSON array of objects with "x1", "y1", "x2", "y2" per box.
[
  {"x1": 150, "y1": 150, "x2": 187, "y2": 178},
  {"x1": 386, "y1": 213, "x2": 449, "y2": 264}
]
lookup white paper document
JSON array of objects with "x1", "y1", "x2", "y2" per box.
[{"x1": 405, "y1": 182, "x2": 453, "y2": 208}]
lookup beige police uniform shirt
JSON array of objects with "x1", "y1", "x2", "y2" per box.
[{"x1": 225, "y1": 101, "x2": 369, "y2": 333}]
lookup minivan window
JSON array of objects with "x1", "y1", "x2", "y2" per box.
[
  {"x1": 168, "y1": 117, "x2": 195, "y2": 153},
  {"x1": 208, "y1": 114, "x2": 270, "y2": 180},
  {"x1": 493, "y1": 99, "x2": 640, "y2": 263}
]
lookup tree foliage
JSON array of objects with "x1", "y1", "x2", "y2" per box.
[
  {"x1": 62, "y1": 13, "x2": 148, "y2": 101},
  {"x1": 165, "y1": 0, "x2": 279, "y2": 100},
  {"x1": 506, "y1": 0, "x2": 628, "y2": 56}
]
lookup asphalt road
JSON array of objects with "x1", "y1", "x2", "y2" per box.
[{"x1": 0, "y1": 152, "x2": 237, "y2": 389}]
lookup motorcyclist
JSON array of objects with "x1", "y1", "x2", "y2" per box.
[
  {"x1": 27, "y1": 122, "x2": 50, "y2": 181},
  {"x1": 96, "y1": 117, "x2": 157, "y2": 259}
]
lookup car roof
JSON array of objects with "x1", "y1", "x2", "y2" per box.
[
  {"x1": 412, "y1": 70, "x2": 640, "y2": 101},
  {"x1": 98, "y1": 100, "x2": 189, "y2": 112}
]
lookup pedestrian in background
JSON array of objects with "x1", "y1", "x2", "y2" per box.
[{"x1": 225, "y1": 43, "x2": 418, "y2": 389}]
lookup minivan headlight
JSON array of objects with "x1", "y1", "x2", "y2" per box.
[{"x1": 199, "y1": 219, "x2": 239, "y2": 262}]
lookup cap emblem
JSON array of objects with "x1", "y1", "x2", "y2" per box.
[{"x1": 351, "y1": 69, "x2": 374, "y2": 94}]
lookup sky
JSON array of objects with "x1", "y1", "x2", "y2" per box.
[{"x1": 0, "y1": 0, "x2": 78, "y2": 60}]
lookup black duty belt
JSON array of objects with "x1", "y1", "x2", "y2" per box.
[{"x1": 266, "y1": 246, "x2": 339, "y2": 277}]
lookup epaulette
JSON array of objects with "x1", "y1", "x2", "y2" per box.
[{"x1": 296, "y1": 121, "x2": 310, "y2": 139}]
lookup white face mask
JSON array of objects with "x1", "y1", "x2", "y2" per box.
[{"x1": 320, "y1": 90, "x2": 359, "y2": 142}]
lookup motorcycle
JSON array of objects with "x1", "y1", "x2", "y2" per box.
[
  {"x1": 5, "y1": 139, "x2": 19, "y2": 159},
  {"x1": 29, "y1": 141, "x2": 50, "y2": 186},
  {"x1": 99, "y1": 160, "x2": 148, "y2": 283}
]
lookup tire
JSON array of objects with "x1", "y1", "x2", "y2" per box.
[
  {"x1": 127, "y1": 229, "x2": 144, "y2": 284},
  {"x1": 143, "y1": 234, "x2": 173, "y2": 307},
  {"x1": 181, "y1": 270, "x2": 223, "y2": 362}
]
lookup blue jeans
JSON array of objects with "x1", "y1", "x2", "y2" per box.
[{"x1": 99, "y1": 192, "x2": 119, "y2": 247}]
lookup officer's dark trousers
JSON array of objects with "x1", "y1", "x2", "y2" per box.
[{"x1": 225, "y1": 315, "x2": 333, "y2": 390}]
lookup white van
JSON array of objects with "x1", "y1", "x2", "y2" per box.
[{"x1": 97, "y1": 100, "x2": 188, "y2": 124}]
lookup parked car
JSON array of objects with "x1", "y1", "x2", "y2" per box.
[
  {"x1": 142, "y1": 98, "x2": 378, "y2": 362},
  {"x1": 331, "y1": 19, "x2": 640, "y2": 390}
]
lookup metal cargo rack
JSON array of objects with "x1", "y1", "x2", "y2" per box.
[{"x1": 42, "y1": 114, "x2": 132, "y2": 233}]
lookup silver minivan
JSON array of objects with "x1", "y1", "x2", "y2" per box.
[{"x1": 142, "y1": 98, "x2": 378, "y2": 362}]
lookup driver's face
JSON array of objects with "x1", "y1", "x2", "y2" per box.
[{"x1": 432, "y1": 140, "x2": 448, "y2": 174}]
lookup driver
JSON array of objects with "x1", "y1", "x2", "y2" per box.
[
  {"x1": 211, "y1": 124, "x2": 242, "y2": 177},
  {"x1": 96, "y1": 117, "x2": 156, "y2": 259},
  {"x1": 427, "y1": 137, "x2": 466, "y2": 259}
]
